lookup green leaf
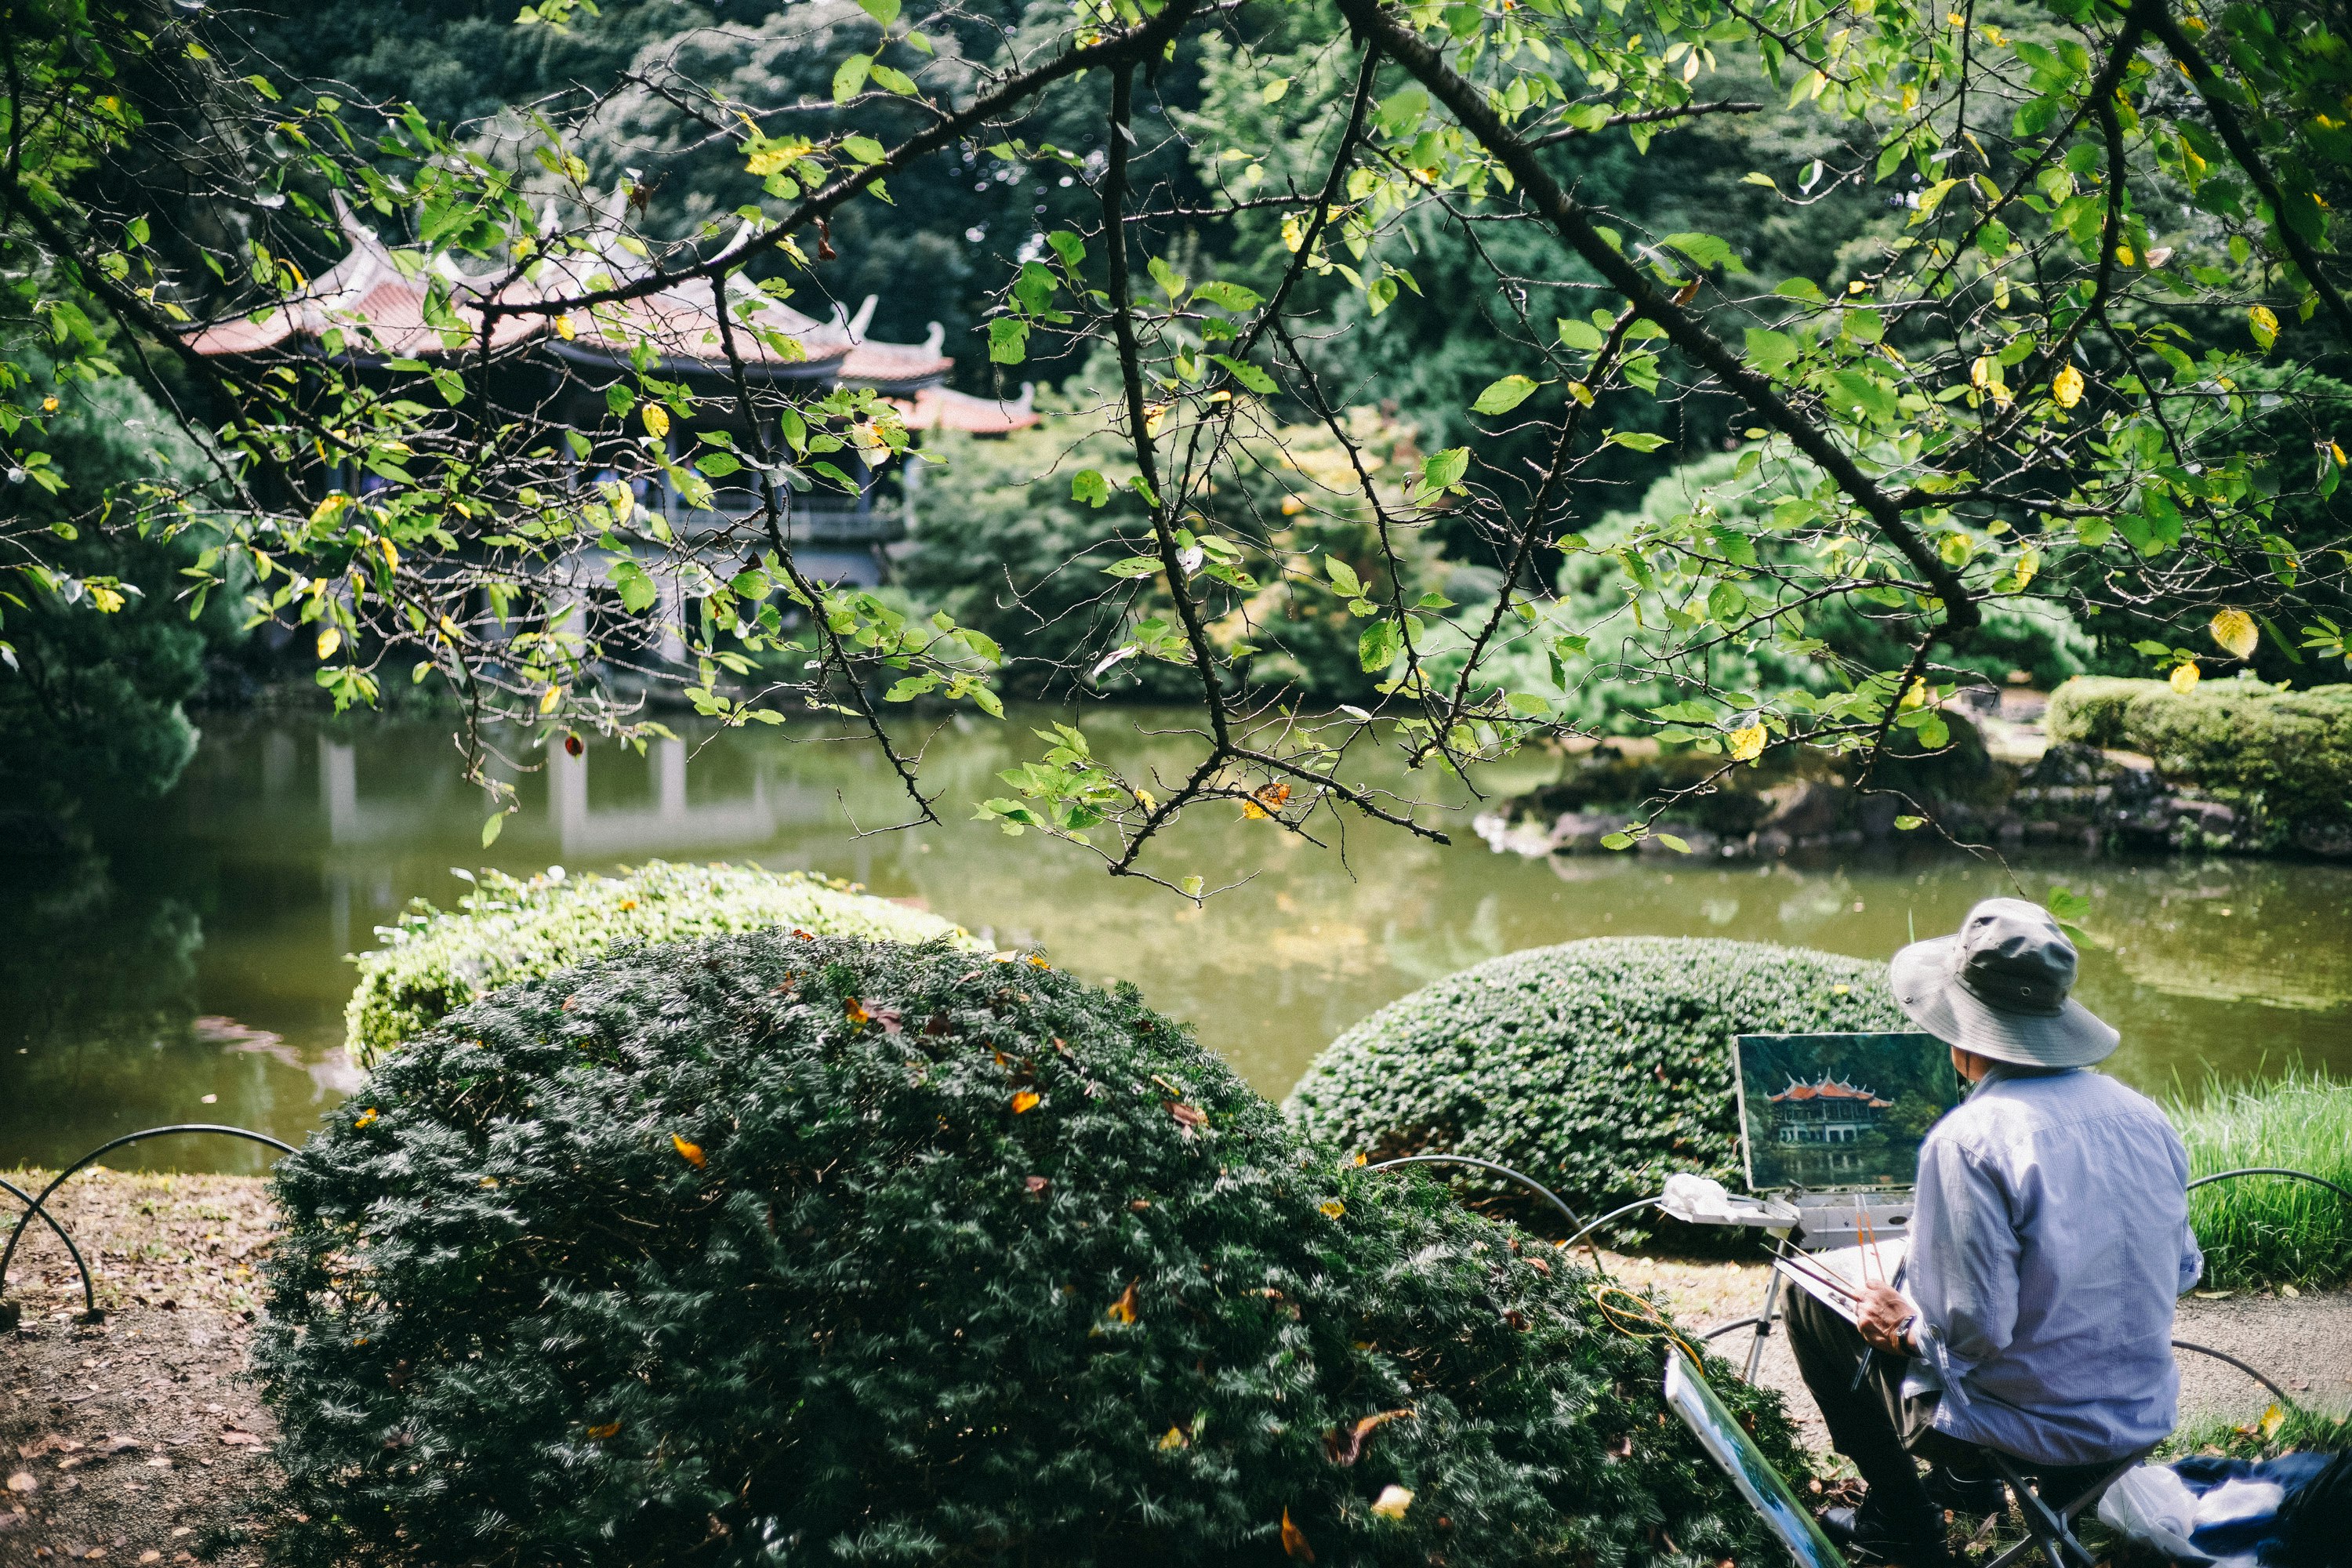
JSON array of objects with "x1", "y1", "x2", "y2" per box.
[
  {"x1": 1325, "y1": 556, "x2": 1364, "y2": 597},
  {"x1": 1471, "y1": 374, "x2": 1540, "y2": 415},
  {"x1": 1047, "y1": 230, "x2": 1086, "y2": 270},
  {"x1": 869, "y1": 64, "x2": 918, "y2": 95},
  {"x1": 1599, "y1": 831, "x2": 1635, "y2": 851},
  {"x1": 857, "y1": 0, "x2": 900, "y2": 22},
  {"x1": 1102, "y1": 557, "x2": 1160, "y2": 578},
  {"x1": 482, "y1": 811, "x2": 506, "y2": 848},
  {"x1": 1893, "y1": 815, "x2": 1928, "y2": 830},
  {"x1": 1358, "y1": 618, "x2": 1403, "y2": 673},
  {"x1": 986, "y1": 316, "x2": 1029, "y2": 365},
  {"x1": 608, "y1": 558, "x2": 658, "y2": 614},
  {"x1": 1606, "y1": 430, "x2": 1670, "y2": 452},
  {"x1": 1661, "y1": 232, "x2": 1737, "y2": 270},
  {"x1": 1654, "y1": 833, "x2": 1692, "y2": 855},
  {"x1": 1261, "y1": 78, "x2": 1291, "y2": 104},
  {"x1": 1419, "y1": 447, "x2": 1470, "y2": 494},
  {"x1": 1210, "y1": 354, "x2": 1276, "y2": 394},
  {"x1": 1071, "y1": 469, "x2": 1111, "y2": 508},
  {"x1": 833, "y1": 54, "x2": 873, "y2": 101},
  {"x1": 840, "y1": 135, "x2": 887, "y2": 165},
  {"x1": 1191, "y1": 280, "x2": 1261, "y2": 312},
  {"x1": 1557, "y1": 317, "x2": 1607, "y2": 351}
]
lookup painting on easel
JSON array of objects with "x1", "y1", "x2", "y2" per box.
[{"x1": 1733, "y1": 1032, "x2": 1963, "y2": 1192}]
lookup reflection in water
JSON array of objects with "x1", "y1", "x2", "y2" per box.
[{"x1": 5, "y1": 709, "x2": 2351, "y2": 1170}]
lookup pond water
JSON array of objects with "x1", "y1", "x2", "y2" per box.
[{"x1": 8, "y1": 707, "x2": 2352, "y2": 1173}]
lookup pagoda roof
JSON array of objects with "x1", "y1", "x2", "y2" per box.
[
  {"x1": 180, "y1": 198, "x2": 953, "y2": 392},
  {"x1": 1770, "y1": 1076, "x2": 1895, "y2": 1109},
  {"x1": 888, "y1": 382, "x2": 1040, "y2": 436}
]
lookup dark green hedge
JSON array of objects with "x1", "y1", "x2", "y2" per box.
[
  {"x1": 258, "y1": 933, "x2": 1806, "y2": 1568},
  {"x1": 1286, "y1": 938, "x2": 1905, "y2": 1238},
  {"x1": 2045, "y1": 675, "x2": 2352, "y2": 824}
]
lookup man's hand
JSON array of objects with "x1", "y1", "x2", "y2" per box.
[{"x1": 1856, "y1": 1283, "x2": 1917, "y2": 1356}]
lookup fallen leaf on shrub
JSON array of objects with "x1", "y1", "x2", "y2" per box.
[
  {"x1": 2260, "y1": 1403, "x2": 2285, "y2": 1439},
  {"x1": 1027, "y1": 955, "x2": 1051, "y2": 970},
  {"x1": 671, "y1": 1134, "x2": 706, "y2": 1167},
  {"x1": 1503, "y1": 1308, "x2": 1530, "y2": 1330},
  {"x1": 924, "y1": 1012, "x2": 955, "y2": 1036},
  {"x1": 1371, "y1": 1484, "x2": 1414, "y2": 1519},
  {"x1": 586, "y1": 1422, "x2": 621, "y2": 1440},
  {"x1": 844, "y1": 998, "x2": 873, "y2": 1025},
  {"x1": 872, "y1": 1007, "x2": 904, "y2": 1034},
  {"x1": 1129, "y1": 1199, "x2": 1152, "y2": 1211},
  {"x1": 1106, "y1": 1279, "x2": 1139, "y2": 1324},
  {"x1": 1024, "y1": 1175, "x2": 1049, "y2": 1194},
  {"x1": 1167, "y1": 1102, "x2": 1207, "y2": 1129},
  {"x1": 1319, "y1": 1201, "x2": 1345, "y2": 1218},
  {"x1": 1526, "y1": 1255, "x2": 1552, "y2": 1275},
  {"x1": 354, "y1": 1108, "x2": 378, "y2": 1129},
  {"x1": 1281, "y1": 1508, "x2": 1316, "y2": 1562},
  {"x1": 1158, "y1": 1426, "x2": 1187, "y2": 1451},
  {"x1": 1012, "y1": 1090, "x2": 1041, "y2": 1114},
  {"x1": 1324, "y1": 1408, "x2": 1414, "y2": 1465}
]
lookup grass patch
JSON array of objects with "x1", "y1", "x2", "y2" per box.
[
  {"x1": 2171, "y1": 1069, "x2": 2352, "y2": 1290},
  {"x1": 2165, "y1": 1403, "x2": 2352, "y2": 1461}
]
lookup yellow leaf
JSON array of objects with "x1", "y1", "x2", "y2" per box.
[
  {"x1": 2051, "y1": 363, "x2": 2085, "y2": 408},
  {"x1": 354, "y1": 1108, "x2": 378, "y2": 1129},
  {"x1": 642, "y1": 404, "x2": 671, "y2": 439},
  {"x1": 844, "y1": 997, "x2": 872, "y2": 1025},
  {"x1": 2260, "y1": 1403, "x2": 2285, "y2": 1439},
  {"x1": 1371, "y1": 1485, "x2": 1415, "y2": 1520},
  {"x1": 586, "y1": 1421, "x2": 622, "y2": 1440},
  {"x1": 1158, "y1": 1426, "x2": 1187, "y2": 1451},
  {"x1": 2115, "y1": 243, "x2": 2136, "y2": 267},
  {"x1": 1281, "y1": 1507, "x2": 1316, "y2": 1562},
  {"x1": 539, "y1": 684, "x2": 564, "y2": 713},
  {"x1": 671, "y1": 1133, "x2": 706, "y2": 1168},
  {"x1": 1728, "y1": 724, "x2": 1766, "y2": 763},
  {"x1": 1900, "y1": 677, "x2": 1929, "y2": 710},
  {"x1": 439, "y1": 615, "x2": 463, "y2": 642},
  {"x1": 555, "y1": 314, "x2": 577, "y2": 341},
  {"x1": 1106, "y1": 1279, "x2": 1139, "y2": 1324},
  {"x1": 1012, "y1": 1089, "x2": 1041, "y2": 1114},
  {"x1": 1319, "y1": 1200, "x2": 1346, "y2": 1219},
  {"x1": 316, "y1": 626, "x2": 343, "y2": 659},
  {"x1": 2251, "y1": 304, "x2": 2280, "y2": 349},
  {"x1": 88, "y1": 585, "x2": 125, "y2": 613},
  {"x1": 2209, "y1": 608, "x2": 2258, "y2": 660},
  {"x1": 2334, "y1": 441, "x2": 2348, "y2": 467},
  {"x1": 380, "y1": 537, "x2": 400, "y2": 572},
  {"x1": 2170, "y1": 660, "x2": 2201, "y2": 694},
  {"x1": 2013, "y1": 545, "x2": 2039, "y2": 591},
  {"x1": 1241, "y1": 800, "x2": 1269, "y2": 819}
]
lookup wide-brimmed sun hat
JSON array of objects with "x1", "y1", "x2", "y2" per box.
[{"x1": 1889, "y1": 896, "x2": 2119, "y2": 1068}]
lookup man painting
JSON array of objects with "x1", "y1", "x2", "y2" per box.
[{"x1": 1785, "y1": 897, "x2": 2205, "y2": 1567}]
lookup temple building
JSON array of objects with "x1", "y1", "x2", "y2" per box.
[
  {"x1": 1767, "y1": 1076, "x2": 1896, "y2": 1145},
  {"x1": 183, "y1": 193, "x2": 1037, "y2": 586}
]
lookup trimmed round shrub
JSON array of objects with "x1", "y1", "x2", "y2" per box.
[
  {"x1": 1286, "y1": 938, "x2": 1906, "y2": 1237},
  {"x1": 260, "y1": 932, "x2": 1806, "y2": 1568},
  {"x1": 344, "y1": 860, "x2": 978, "y2": 1065},
  {"x1": 2045, "y1": 674, "x2": 2352, "y2": 824}
]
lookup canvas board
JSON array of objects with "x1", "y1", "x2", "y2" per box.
[
  {"x1": 1732, "y1": 1032, "x2": 1962, "y2": 1193},
  {"x1": 1664, "y1": 1348, "x2": 1848, "y2": 1568}
]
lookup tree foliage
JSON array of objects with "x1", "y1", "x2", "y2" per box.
[
  {"x1": 9, "y1": 0, "x2": 2352, "y2": 883},
  {"x1": 261, "y1": 930, "x2": 1808, "y2": 1567}
]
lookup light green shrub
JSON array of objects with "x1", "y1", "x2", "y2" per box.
[
  {"x1": 1285, "y1": 938, "x2": 1905, "y2": 1239},
  {"x1": 2045, "y1": 676, "x2": 2352, "y2": 823},
  {"x1": 344, "y1": 862, "x2": 980, "y2": 1065}
]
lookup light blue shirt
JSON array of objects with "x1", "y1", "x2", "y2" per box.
[{"x1": 1902, "y1": 1065, "x2": 2203, "y2": 1468}]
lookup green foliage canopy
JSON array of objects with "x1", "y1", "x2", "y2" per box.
[
  {"x1": 263, "y1": 931, "x2": 1808, "y2": 1567},
  {"x1": 11, "y1": 0, "x2": 2352, "y2": 881}
]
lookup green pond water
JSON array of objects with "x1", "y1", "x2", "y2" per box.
[{"x1": 8, "y1": 707, "x2": 2352, "y2": 1174}]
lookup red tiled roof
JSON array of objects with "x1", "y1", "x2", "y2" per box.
[
  {"x1": 1770, "y1": 1076, "x2": 1894, "y2": 1109},
  {"x1": 179, "y1": 201, "x2": 967, "y2": 387},
  {"x1": 888, "y1": 383, "x2": 1040, "y2": 435}
]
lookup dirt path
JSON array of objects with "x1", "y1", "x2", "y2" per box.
[
  {"x1": 1595, "y1": 1250, "x2": 2352, "y2": 1452},
  {"x1": 0, "y1": 1172, "x2": 279, "y2": 1566}
]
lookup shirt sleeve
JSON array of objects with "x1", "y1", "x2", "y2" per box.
[
  {"x1": 2168, "y1": 1126, "x2": 2205, "y2": 1294},
  {"x1": 1908, "y1": 1132, "x2": 2020, "y2": 1411}
]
